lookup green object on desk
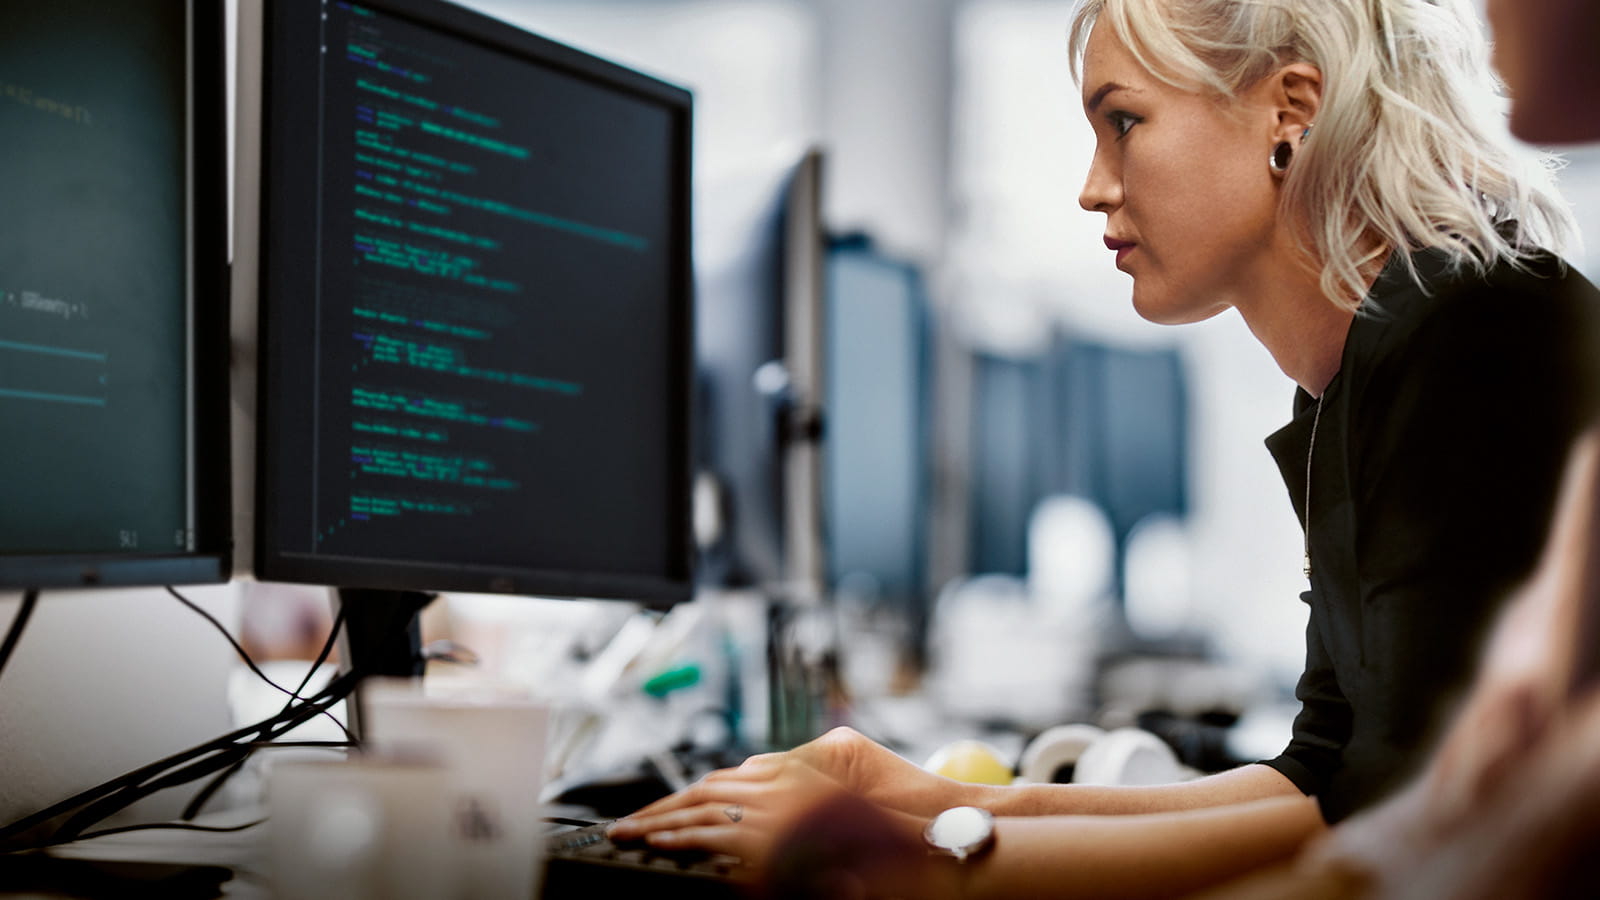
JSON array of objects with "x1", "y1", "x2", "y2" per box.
[{"x1": 643, "y1": 663, "x2": 701, "y2": 698}]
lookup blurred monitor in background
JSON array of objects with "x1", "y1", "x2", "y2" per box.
[
  {"x1": 693, "y1": 149, "x2": 827, "y2": 601},
  {"x1": 966, "y1": 351, "x2": 1053, "y2": 578},
  {"x1": 824, "y1": 234, "x2": 935, "y2": 658},
  {"x1": 1048, "y1": 339, "x2": 1190, "y2": 605}
]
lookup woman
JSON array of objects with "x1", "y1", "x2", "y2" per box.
[
  {"x1": 1201, "y1": 1, "x2": 1600, "y2": 895},
  {"x1": 612, "y1": 0, "x2": 1600, "y2": 895}
]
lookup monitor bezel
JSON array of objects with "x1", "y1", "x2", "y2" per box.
[
  {"x1": 252, "y1": 0, "x2": 696, "y2": 607},
  {"x1": 0, "y1": 0, "x2": 233, "y2": 590}
]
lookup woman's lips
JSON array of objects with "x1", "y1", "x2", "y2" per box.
[{"x1": 1104, "y1": 236, "x2": 1136, "y2": 266}]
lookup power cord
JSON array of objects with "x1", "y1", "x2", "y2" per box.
[
  {"x1": 51, "y1": 673, "x2": 361, "y2": 846},
  {"x1": 0, "y1": 589, "x2": 40, "y2": 686},
  {"x1": 44, "y1": 818, "x2": 267, "y2": 848},
  {"x1": 165, "y1": 586, "x2": 355, "y2": 744},
  {"x1": 0, "y1": 668, "x2": 362, "y2": 850},
  {"x1": 180, "y1": 602, "x2": 352, "y2": 820}
]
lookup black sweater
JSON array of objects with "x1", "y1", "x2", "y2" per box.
[{"x1": 1258, "y1": 249, "x2": 1600, "y2": 823}]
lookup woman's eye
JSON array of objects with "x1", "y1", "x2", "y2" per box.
[{"x1": 1108, "y1": 111, "x2": 1141, "y2": 138}]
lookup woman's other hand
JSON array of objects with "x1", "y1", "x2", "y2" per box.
[{"x1": 784, "y1": 726, "x2": 984, "y2": 816}]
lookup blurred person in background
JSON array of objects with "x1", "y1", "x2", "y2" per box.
[{"x1": 610, "y1": 0, "x2": 1600, "y2": 896}]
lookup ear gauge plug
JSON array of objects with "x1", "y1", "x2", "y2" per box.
[
  {"x1": 1271, "y1": 123, "x2": 1313, "y2": 175},
  {"x1": 1270, "y1": 140, "x2": 1294, "y2": 174}
]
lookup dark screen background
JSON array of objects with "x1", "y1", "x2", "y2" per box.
[
  {"x1": 264, "y1": 1, "x2": 686, "y2": 583},
  {"x1": 0, "y1": 1, "x2": 189, "y2": 556}
]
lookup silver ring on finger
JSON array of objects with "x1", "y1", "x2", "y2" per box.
[{"x1": 723, "y1": 804, "x2": 744, "y2": 823}]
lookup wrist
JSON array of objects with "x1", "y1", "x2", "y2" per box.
[{"x1": 958, "y1": 781, "x2": 1008, "y2": 814}]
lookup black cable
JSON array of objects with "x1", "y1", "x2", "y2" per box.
[
  {"x1": 78, "y1": 670, "x2": 361, "y2": 825},
  {"x1": 45, "y1": 818, "x2": 266, "y2": 847},
  {"x1": 543, "y1": 816, "x2": 603, "y2": 828},
  {"x1": 99, "y1": 699, "x2": 346, "y2": 827},
  {"x1": 277, "y1": 604, "x2": 351, "y2": 740},
  {"x1": 0, "y1": 589, "x2": 40, "y2": 686},
  {"x1": 0, "y1": 596, "x2": 362, "y2": 850},
  {"x1": 180, "y1": 605, "x2": 354, "y2": 820},
  {"x1": 179, "y1": 756, "x2": 250, "y2": 822},
  {"x1": 176, "y1": 723, "x2": 357, "y2": 823},
  {"x1": 238, "y1": 741, "x2": 356, "y2": 750},
  {"x1": 167, "y1": 586, "x2": 355, "y2": 744},
  {"x1": 289, "y1": 605, "x2": 346, "y2": 697},
  {"x1": 166, "y1": 586, "x2": 312, "y2": 704},
  {"x1": 49, "y1": 674, "x2": 361, "y2": 844},
  {"x1": 0, "y1": 669, "x2": 362, "y2": 849}
]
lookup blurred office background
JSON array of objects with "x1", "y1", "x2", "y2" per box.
[{"x1": 454, "y1": 0, "x2": 1600, "y2": 689}]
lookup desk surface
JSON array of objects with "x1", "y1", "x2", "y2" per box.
[{"x1": 40, "y1": 807, "x2": 269, "y2": 899}]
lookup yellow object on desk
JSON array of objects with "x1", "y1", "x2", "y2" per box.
[{"x1": 923, "y1": 740, "x2": 1015, "y2": 785}]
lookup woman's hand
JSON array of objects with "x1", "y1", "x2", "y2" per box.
[
  {"x1": 606, "y1": 751, "x2": 861, "y2": 877},
  {"x1": 778, "y1": 726, "x2": 982, "y2": 817},
  {"x1": 608, "y1": 751, "x2": 951, "y2": 898}
]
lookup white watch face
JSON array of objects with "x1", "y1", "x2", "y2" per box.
[{"x1": 925, "y1": 806, "x2": 995, "y2": 861}]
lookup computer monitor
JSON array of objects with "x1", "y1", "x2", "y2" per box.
[
  {"x1": 1048, "y1": 338, "x2": 1189, "y2": 599},
  {"x1": 693, "y1": 149, "x2": 826, "y2": 599},
  {"x1": 967, "y1": 351, "x2": 1053, "y2": 577},
  {"x1": 0, "y1": 0, "x2": 231, "y2": 589},
  {"x1": 246, "y1": 0, "x2": 695, "y2": 659},
  {"x1": 823, "y1": 235, "x2": 933, "y2": 625}
]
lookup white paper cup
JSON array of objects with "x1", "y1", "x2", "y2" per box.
[
  {"x1": 268, "y1": 756, "x2": 455, "y2": 900},
  {"x1": 363, "y1": 680, "x2": 552, "y2": 900}
]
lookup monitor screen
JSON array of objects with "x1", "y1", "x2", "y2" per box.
[
  {"x1": 253, "y1": 0, "x2": 694, "y2": 605},
  {"x1": 1049, "y1": 339, "x2": 1189, "y2": 553},
  {"x1": 0, "y1": 0, "x2": 230, "y2": 588},
  {"x1": 967, "y1": 352, "x2": 1052, "y2": 577},
  {"x1": 824, "y1": 239, "x2": 931, "y2": 609}
]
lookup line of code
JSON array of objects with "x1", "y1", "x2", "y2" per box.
[
  {"x1": 1, "y1": 288, "x2": 111, "y2": 407},
  {"x1": 319, "y1": 2, "x2": 616, "y2": 542}
]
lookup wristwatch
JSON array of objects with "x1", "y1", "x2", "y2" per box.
[{"x1": 923, "y1": 806, "x2": 996, "y2": 863}]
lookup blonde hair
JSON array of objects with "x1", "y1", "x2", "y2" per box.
[{"x1": 1068, "y1": 0, "x2": 1578, "y2": 311}]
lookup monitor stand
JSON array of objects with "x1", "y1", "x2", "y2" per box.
[{"x1": 336, "y1": 588, "x2": 436, "y2": 741}]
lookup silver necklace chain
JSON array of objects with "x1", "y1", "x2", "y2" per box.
[{"x1": 1304, "y1": 396, "x2": 1324, "y2": 579}]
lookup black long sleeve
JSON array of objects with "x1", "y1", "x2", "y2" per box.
[{"x1": 1260, "y1": 250, "x2": 1600, "y2": 823}]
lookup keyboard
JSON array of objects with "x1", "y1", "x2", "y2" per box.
[{"x1": 540, "y1": 820, "x2": 743, "y2": 899}]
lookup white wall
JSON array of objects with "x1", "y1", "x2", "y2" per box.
[{"x1": 0, "y1": 584, "x2": 242, "y2": 829}]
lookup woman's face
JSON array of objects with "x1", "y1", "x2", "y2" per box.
[{"x1": 1077, "y1": 22, "x2": 1285, "y2": 324}]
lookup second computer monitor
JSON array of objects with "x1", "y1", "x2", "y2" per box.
[
  {"x1": 0, "y1": 0, "x2": 230, "y2": 589},
  {"x1": 824, "y1": 237, "x2": 932, "y2": 612},
  {"x1": 693, "y1": 150, "x2": 826, "y2": 597},
  {"x1": 252, "y1": 0, "x2": 695, "y2": 606}
]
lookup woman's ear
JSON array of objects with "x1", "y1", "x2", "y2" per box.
[{"x1": 1273, "y1": 62, "x2": 1323, "y2": 141}]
